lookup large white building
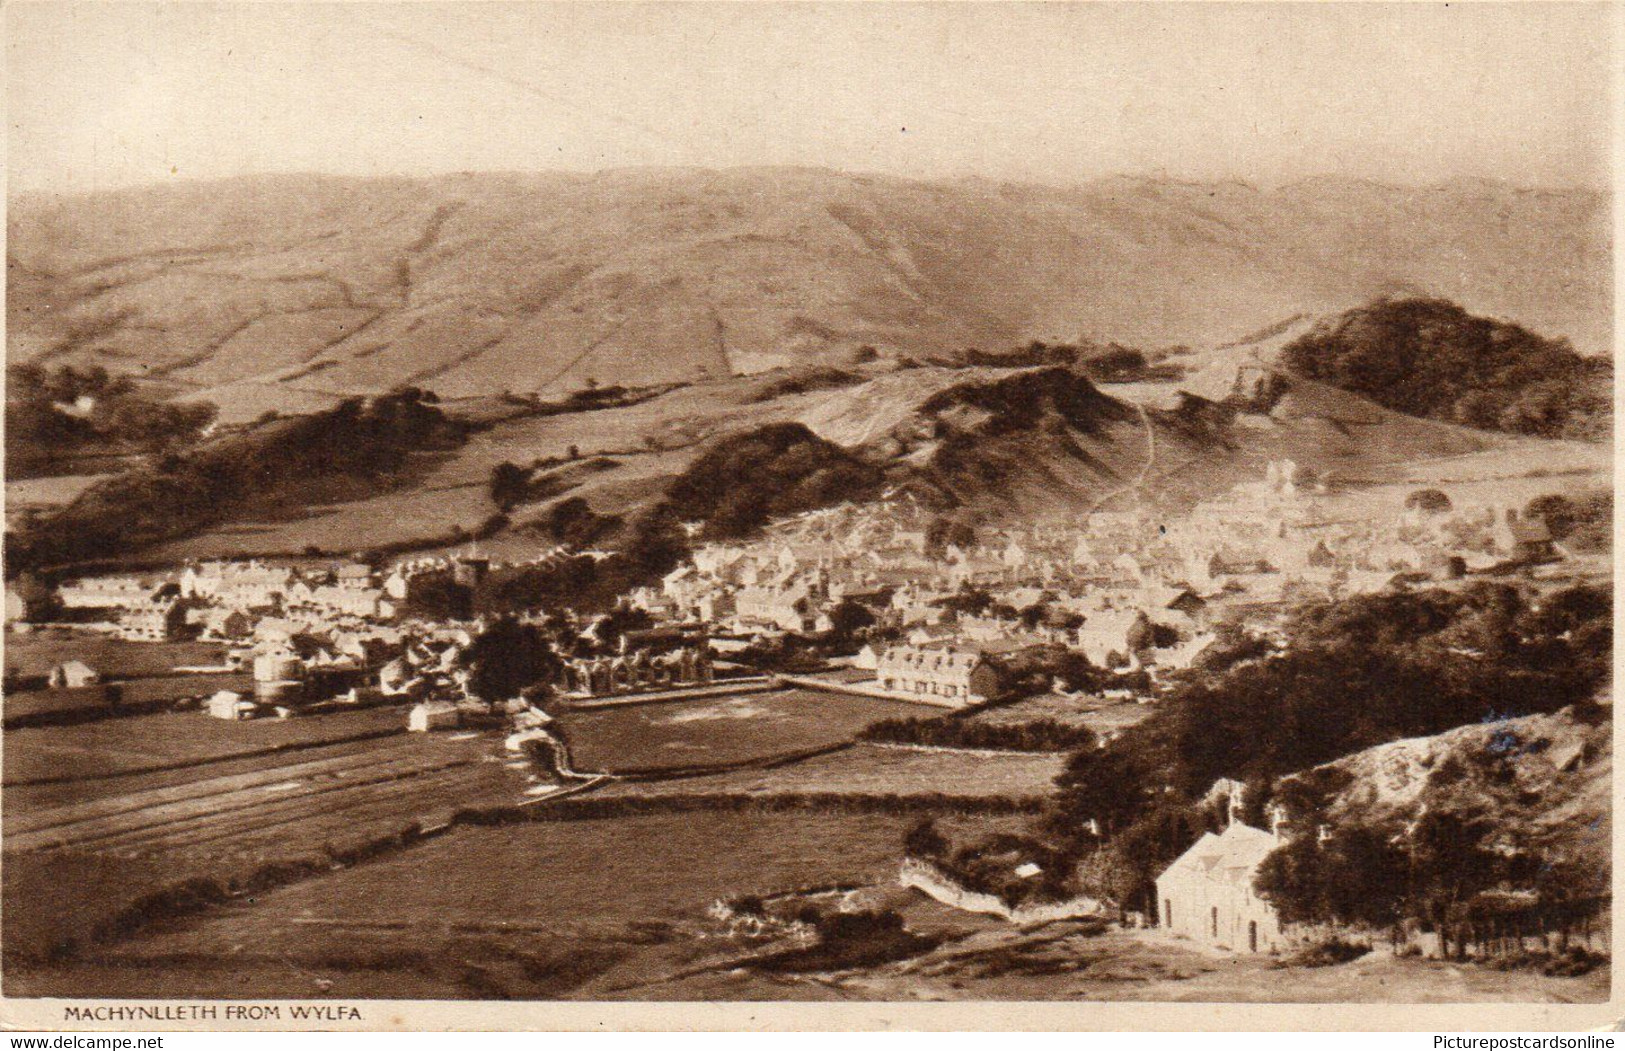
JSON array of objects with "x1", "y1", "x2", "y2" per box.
[
  {"x1": 1155, "y1": 820, "x2": 1285, "y2": 954},
  {"x1": 875, "y1": 645, "x2": 1005, "y2": 706}
]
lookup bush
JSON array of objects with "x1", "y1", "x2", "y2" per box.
[
  {"x1": 1278, "y1": 937, "x2": 1371, "y2": 969},
  {"x1": 1481, "y1": 947, "x2": 1608, "y2": 977},
  {"x1": 861, "y1": 716, "x2": 1096, "y2": 752},
  {"x1": 1405, "y1": 488, "x2": 1452, "y2": 513}
]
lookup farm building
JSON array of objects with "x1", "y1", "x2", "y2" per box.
[
  {"x1": 48, "y1": 661, "x2": 100, "y2": 688},
  {"x1": 205, "y1": 690, "x2": 257, "y2": 720},
  {"x1": 1155, "y1": 820, "x2": 1285, "y2": 954},
  {"x1": 408, "y1": 701, "x2": 462, "y2": 732}
]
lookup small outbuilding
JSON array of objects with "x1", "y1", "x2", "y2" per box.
[
  {"x1": 205, "y1": 690, "x2": 257, "y2": 720},
  {"x1": 408, "y1": 701, "x2": 462, "y2": 732},
  {"x1": 48, "y1": 661, "x2": 100, "y2": 689}
]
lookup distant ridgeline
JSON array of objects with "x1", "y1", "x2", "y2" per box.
[{"x1": 1279, "y1": 298, "x2": 1612, "y2": 441}]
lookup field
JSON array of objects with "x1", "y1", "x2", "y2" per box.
[
  {"x1": 553, "y1": 689, "x2": 910, "y2": 773},
  {"x1": 3, "y1": 705, "x2": 412, "y2": 794},
  {"x1": 1, "y1": 709, "x2": 533, "y2": 966},
  {"x1": 11, "y1": 810, "x2": 928, "y2": 999},
  {"x1": 5, "y1": 472, "x2": 116, "y2": 513},
  {"x1": 23, "y1": 806, "x2": 1606, "y2": 1003},
  {"x1": 3, "y1": 632, "x2": 229, "y2": 680},
  {"x1": 592, "y1": 743, "x2": 1063, "y2": 802}
]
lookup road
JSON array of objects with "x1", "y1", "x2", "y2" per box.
[{"x1": 1087, "y1": 402, "x2": 1159, "y2": 512}]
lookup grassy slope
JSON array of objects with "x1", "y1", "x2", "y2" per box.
[
  {"x1": 10, "y1": 170, "x2": 1610, "y2": 425},
  {"x1": 108, "y1": 353, "x2": 1579, "y2": 565}
]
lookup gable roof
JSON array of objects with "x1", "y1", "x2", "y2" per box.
[{"x1": 1159, "y1": 822, "x2": 1279, "y2": 889}]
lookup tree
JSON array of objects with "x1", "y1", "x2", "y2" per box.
[
  {"x1": 1405, "y1": 488, "x2": 1452, "y2": 514},
  {"x1": 489, "y1": 461, "x2": 531, "y2": 510},
  {"x1": 458, "y1": 616, "x2": 561, "y2": 704},
  {"x1": 824, "y1": 599, "x2": 876, "y2": 643}
]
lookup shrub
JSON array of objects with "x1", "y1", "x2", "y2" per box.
[{"x1": 1278, "y1": 937, "x2": 1371, "y2": 969}]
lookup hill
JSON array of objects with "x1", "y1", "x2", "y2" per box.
[
  {"x1": 20, "y1": 349, "x2": 1607, "y2": 576},
  {"x1": 9, "y1": 169, "x2": 1610, "y2": 423},
  {"x1": 1277, "y1": 299, "x2": 1611, "y2": 440},
  {"x1": 1257, "y1": 702, "x2": 1612, "y2": 952}
]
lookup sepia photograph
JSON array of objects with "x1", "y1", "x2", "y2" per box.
[{"x1": 0, "y1": 0, "x2": 1616, "y2": 1028}]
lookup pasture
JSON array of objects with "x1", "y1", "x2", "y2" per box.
[
  {"x1": 593, "y1": 743, "x2": 1063, "y2": 803},
  {"x1": 3, "y1": 706, "x2": 411, "y2": 795},
  {"x1": 553, "y1": 688, "x2": 908, "y2": 773},
  {"x1": 3, "y1": 632, "x2": 228, "y2": 680}
]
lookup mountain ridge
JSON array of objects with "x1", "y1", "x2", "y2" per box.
[{"x1": 9, "y1": 168, "x2": 1611, "y2": 423}]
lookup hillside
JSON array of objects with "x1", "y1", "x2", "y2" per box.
[
  {"x1": 24, "y1": 355, "x2": 1546, "y2": 573},
  {"x1": 1261, "y1": 703, "x2": 1613, "y2": 940},
  {"x1": 1277, "y1": 299, "x2": 1612, "y2": 440},
  {"x1": 9, "y1": 169, "x2": 1610, "y2": 423}
]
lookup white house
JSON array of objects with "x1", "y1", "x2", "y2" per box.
[
  {"x1": 205, "y1": 690, "x2": 257, "y2": 720},
  {"x1": 1155, "y1": 820, "x2": 1285, "y2": 954},
  {"x1": 48, "y1": 661, "x2": 100, "y2": 688},
  {"x1": 408, "y1": 701, "x2": 462, "y2": 732},
  {"x1": 875, "y1": 645, "x2": 1004, "y2": 705}
]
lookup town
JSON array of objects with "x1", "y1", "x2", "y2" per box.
[{"x1": 8, "y1": 460, "x2": 1564, "y2": 731}]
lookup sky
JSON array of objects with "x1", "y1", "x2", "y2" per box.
[{"x1": 6, "y1": 2, "x2": 1616, "y2": 196}]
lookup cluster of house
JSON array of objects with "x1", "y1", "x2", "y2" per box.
[
  {"x1": 615, "y1": 462, "x2": 1564, "y2": 706},
  {"x1": 38, "y1": 559, "x2": 415, "y2": 643},
  {"x1": 557, "y1": 641, "x2": 715, "y2": 698}
]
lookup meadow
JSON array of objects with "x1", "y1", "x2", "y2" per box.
[
  {"x1": 6, "y1": 809, "x2": 933, "y2": 999},
  {"x1": 553, "y1": 689, "x2": 910, "y2": 773},
  {"x1": 592, "y1": 743, "x2": 1063, "y2": 803},
  {"x1": 2, "y1": 706, "x2": 410, "y2": 793},
  {"x1": 4, "y1": 632, "x2": 228, "y2": 680}
]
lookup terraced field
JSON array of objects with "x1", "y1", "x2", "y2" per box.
[{"x1": 2, "y1": 724, "x2": 537, "y2": 960}]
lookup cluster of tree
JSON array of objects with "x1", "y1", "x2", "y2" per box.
[
  {"x1": 950, "y1": 339, "x2": 1181, "y2": 383},
  {"x1": 1526, "y1": 490, "x2": 1611, "y2": 553},
  {"x1": 1405, "y1": 488, "x2": 1453, "y2": 514},
  {"x1": 861, "y1": 715, "x2": 1097, "y2": 752},
  {"x1": 456, "y1": 615, "x2": 562, "y2": 704},
  {"x1": 1254, "y1": 726, "x2": 1611, "y2": 959},
  {"x1": 747, "y1": 907, "x2": 937, "y2": 974},
  {"x1": 924, "y1": 513, "x2": 977, "y2": 557},
  {"x1": 662, "y1": 423, "x2": 886, "y2": 541},
  {"x1": 745, "y1": 366, "x2": 864, "y2": 403},
  {"x1": 1280, "y1": 298, "x2": 1612, "y2": 441},
  {"x1": 528, "y1": 496, "x2": 623, "y2": 549},
  {"x1": 918, "y1": 367, "x2": 1130, "y2": 436},
  {"x1": 925, "y1": 585, "x2": 1083, "y2": 633},
  {"x1": 958, "y1": 341, "x2": 1082, "y2": 369},
  {"x1": 6, "y1": 363, "x2": 219, "y2": 476},
  {"x1": 1046, "y1": 582, "x2": 1612, "y2": 916},
  {"x1": 9, "y1": 388, "x2": 463, "y2": 572},
  {"x1": 997, "y1": 643, "x2": 1110, "y2": 697},
  {"x1": 903, "y1": 820, "x2": 1080, "y2": 909}
]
